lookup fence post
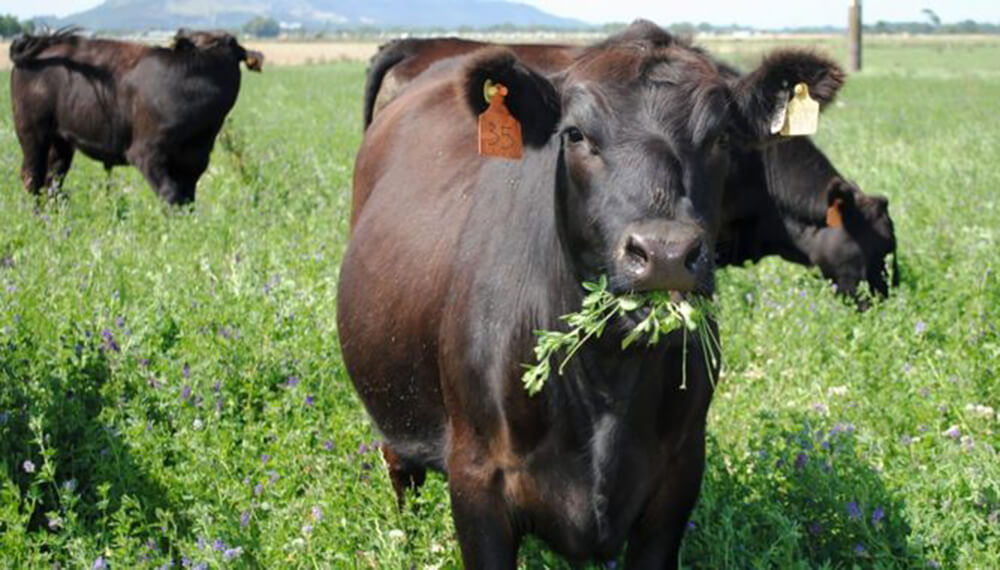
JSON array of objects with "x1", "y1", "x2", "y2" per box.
[{"x1": 848, "y1": 0, "x2": 862, "y2": 72}]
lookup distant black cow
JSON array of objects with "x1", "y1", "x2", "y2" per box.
[
  {"x1": 363, "y1": 37, "x2": 898, "y2": 302},
  {"x1": 719, "y1": 138, "x2": 899, "y2": 302},
  {"x1": 339, "y1": 21, "x2": 844, "y2": 567},
  {"x1": 9, "y1": 28, "x2": 263, "y2": 204}
]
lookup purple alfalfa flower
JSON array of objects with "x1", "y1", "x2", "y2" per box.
[
  {"x1": 197, "y1": 536, "x2": 206, "y2": 550},
  {"x1": 101, "y1": 328, "x2": 119, "y2": 352},
  {"x1": 215, "y1": 398, "x2": 223, "y2": 414},
  {"x1": 180, "y1": 385, "x2": 192, "y2": 401},
  {"x1": 808, "y1": 521, "x2": 823, "y2": 536},
  {"x1": 253, "y1": 483, "x2": 263, "y2": 496},
  {"x1": 847, "y1": 501, "x2": 863, "y2": 521},
  {"x1": 222, "y1": 547, "x2": 243, "y2": 562},
  {"x1": 301, "y1": 524, "x2": 313, "y2": 535},
  {"x1": 212, "y1": 539, "x2": 224, "y2": 552},
  {"x1": 240, "y1": 510, "x2": 251, "y2": 529},
  {"x1": 268, "y1": 470, "x2": 279, "y2": 485},
  {"x1": 182, "y1": 363, "x2": 190, "y2": 379},
  {"x1": 193, "y1": 563, "x2": 208, "y2": 570},
  {"x1": 605, "y1": 560, "x2": 618, "y2": 570},
  {"x1": 286, "y1": 376, "x2": 300, "y2": 388},
  {"x1": 181, "y1": 556, "x2": 191, "y2": 568},
  {"x1": 872, "y1": 506, "x2": 885, "y2": 525},
  {"x1": 115, "y1": 316, "x2": 125, "y2": 329},
  {"x1": 794, "y1": 452, "x2": 808, "y2": 471},
  {"x1": 260, "y1": 454, "x2": 270, "y2": 464},
  {"x1": 686, "y1": 520, "x2": 696, "y2": 531},
  {"x1": 914, "y1": 320, "x2": 927, "y2": 335},
  {"x1": 962, "y1": 436, "x2": 975, "y2": 451},
  {"x1": 323, "y1": 440, "x2": 334, "y2": 452},
  {"x1": 854, "y1": 542, "x2": 866, "y2": 555},
  {"x1": 812, "y1": 402, "x2": 829, "y2": 415},
  {"x1": 22, "y1": 459, "x2": 35, "y2": 473},
  {"x1": 358, "y1": 442, "x2": 369, "y2": 455},
  {"x1": 92, "y1": 556, "x2": 106, "y2": 570},
  {"x1": 304, "y1": 395, "x2": 315, "y2": 407},
  {"x1": 212, "y1": 381, "x2": 221, "y2": 393},
  {"x1": 311, "y1": 505, "x2": 323, "y2": 522},
  {"x1": 943, "y1": 425, "x2": 961, "y2": 440}
]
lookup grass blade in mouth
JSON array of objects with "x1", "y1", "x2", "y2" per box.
[{"x1": 522, "y1": 276, "x2": 717, "y2": 396}]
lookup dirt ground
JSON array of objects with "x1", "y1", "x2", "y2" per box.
[{"x1": 0, "y1": 41, "x2": 381, "y2": 71}]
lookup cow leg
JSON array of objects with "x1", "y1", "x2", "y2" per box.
[
  {"x1": 45, "y1": 137, "x2": 75, "y2": 191},
  {"x1": 18, "y1": 135, "x2": 51, "y2": 195},
  {"x1": 447, "y1": 449, "x2": 519, "y2": 569},
  {"x1": 128, "y1": 144, "x2": 185, "y2": 205},
  {"x1": 381, "y1": 444, "x2": 427, "y2": 508},
  {"x1": 624, "y1": 437, "x2": 705, "y2": 570}
]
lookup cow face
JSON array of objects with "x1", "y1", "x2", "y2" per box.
[
  {"x1": 820, "y1": 179, "x2": 898, "y2": 300},
  {"x1": 459, "y1": 22, "x2": 844, "y2": 300},
  {"x1": 173, "y1": 29, "x2": 264, "y2": 72}
]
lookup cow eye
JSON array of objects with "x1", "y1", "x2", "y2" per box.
[{"x1": 564, "y1": 127, "x2": 585, "y2": 144}]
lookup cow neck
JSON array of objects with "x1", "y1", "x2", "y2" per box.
[
  {"x1": 762, "y1": 138, "x2": 842, "y2": 227},
  {"x1": 544, "y1": 151, "x2": 671, "y2": 427}
]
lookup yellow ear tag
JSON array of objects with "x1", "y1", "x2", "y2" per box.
[
  {"x1": 780, "y1": 83, "x2": 820, "y2": 137},
  {"x1": 478, "y1": 80, "x2": 523, "y2": 160}
]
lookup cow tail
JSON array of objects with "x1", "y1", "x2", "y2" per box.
[
  {"x1": 9, "y1": 27, "x2": 79, "y2": 67},
  {"x1": 9, "y1": 35, "x2": 42, "y2": 66},
  {"x1": 362, "y1": 40, "x2": 413, "y2": 130}
]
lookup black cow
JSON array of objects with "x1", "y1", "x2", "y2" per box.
[
  {"x1": 362, "y1": 37, "x2": 898, "y2": 303},
  {"x1": 338, "y1": 21, "x2": 844, "y2": 567},
  {"x1": 10, "y1": 28, "x2": 263, "y2": 204}
]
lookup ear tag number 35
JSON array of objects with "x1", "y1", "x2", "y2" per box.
[{"x1": 479, "y1": 80, "x2": 523, "y2": 160}]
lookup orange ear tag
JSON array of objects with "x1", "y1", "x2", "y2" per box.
[
  {"x1": 478, "y1": 81, "x2": 523, "y2": 160},
  {"x1": 826, "y1": 199, "x2": 844, "y2": 228}
]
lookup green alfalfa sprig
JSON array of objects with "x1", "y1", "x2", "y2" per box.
[{"x1": 522, "y1": 276, "x2": 717, "y2": 396}]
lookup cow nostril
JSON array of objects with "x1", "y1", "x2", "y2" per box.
[
  {"x1": 624, "y1": 235, "x2": 650, "y2": 266},
  {"x1": 684, "y1": 241, "x2": 702, "y2": 274}
]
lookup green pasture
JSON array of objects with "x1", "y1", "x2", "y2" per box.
[{"x1": 1, "y1": 39, "x2": 998, "y2": 568}]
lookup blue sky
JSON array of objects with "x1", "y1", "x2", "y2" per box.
[{"x1": 1, "y1": 0, "x2": 998, "y2": 26}]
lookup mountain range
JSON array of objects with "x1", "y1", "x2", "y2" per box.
[{"x1": 49, "y1": 0, "x2": 587, "y2": 31}]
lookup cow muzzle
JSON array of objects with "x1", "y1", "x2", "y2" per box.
[
  {"x1": 244, "y1": 50, "x2": 264, "y2": 72},
  {"x1": 618, "y1": 221, "x2": 707, "y2": 294}
]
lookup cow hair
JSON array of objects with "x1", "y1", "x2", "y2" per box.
[{"x1": 457, "y1": 47, "x2": 561, "y2": 148}]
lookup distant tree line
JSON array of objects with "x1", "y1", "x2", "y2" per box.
[
  {"x1": 0, "y1": 14, "x2": 35, "y2": 37},
  {"x1": 867, "y1": 20, "x2": 1000, "y2": 35}
]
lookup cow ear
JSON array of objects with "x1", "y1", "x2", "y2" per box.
[
  {"x1": 733, "y1": 49, "x2": 845, "y2": 140},
  {"x1": 826, "y1": 179, "x2": 855, "y2": 206},
  {"x1": 458, "y1": 48, "x2": 561, "y2": 148},
  {"x1": 825, "y1": 179, "x2": 855, "y2": 228}
]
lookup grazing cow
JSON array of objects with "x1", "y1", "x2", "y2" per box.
[
  {"x1": 338, "y1": 21, "x2": 844, "y2": 567},
  {"x1": 9, "y1": 28, "x2": 263, "y2": 204},
  {"x1": 719, "y1": 138, "x2": 899, "y2": 301},
  {"x1": 362, "y1": 37, "x2": 898, "y2": 302}
]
